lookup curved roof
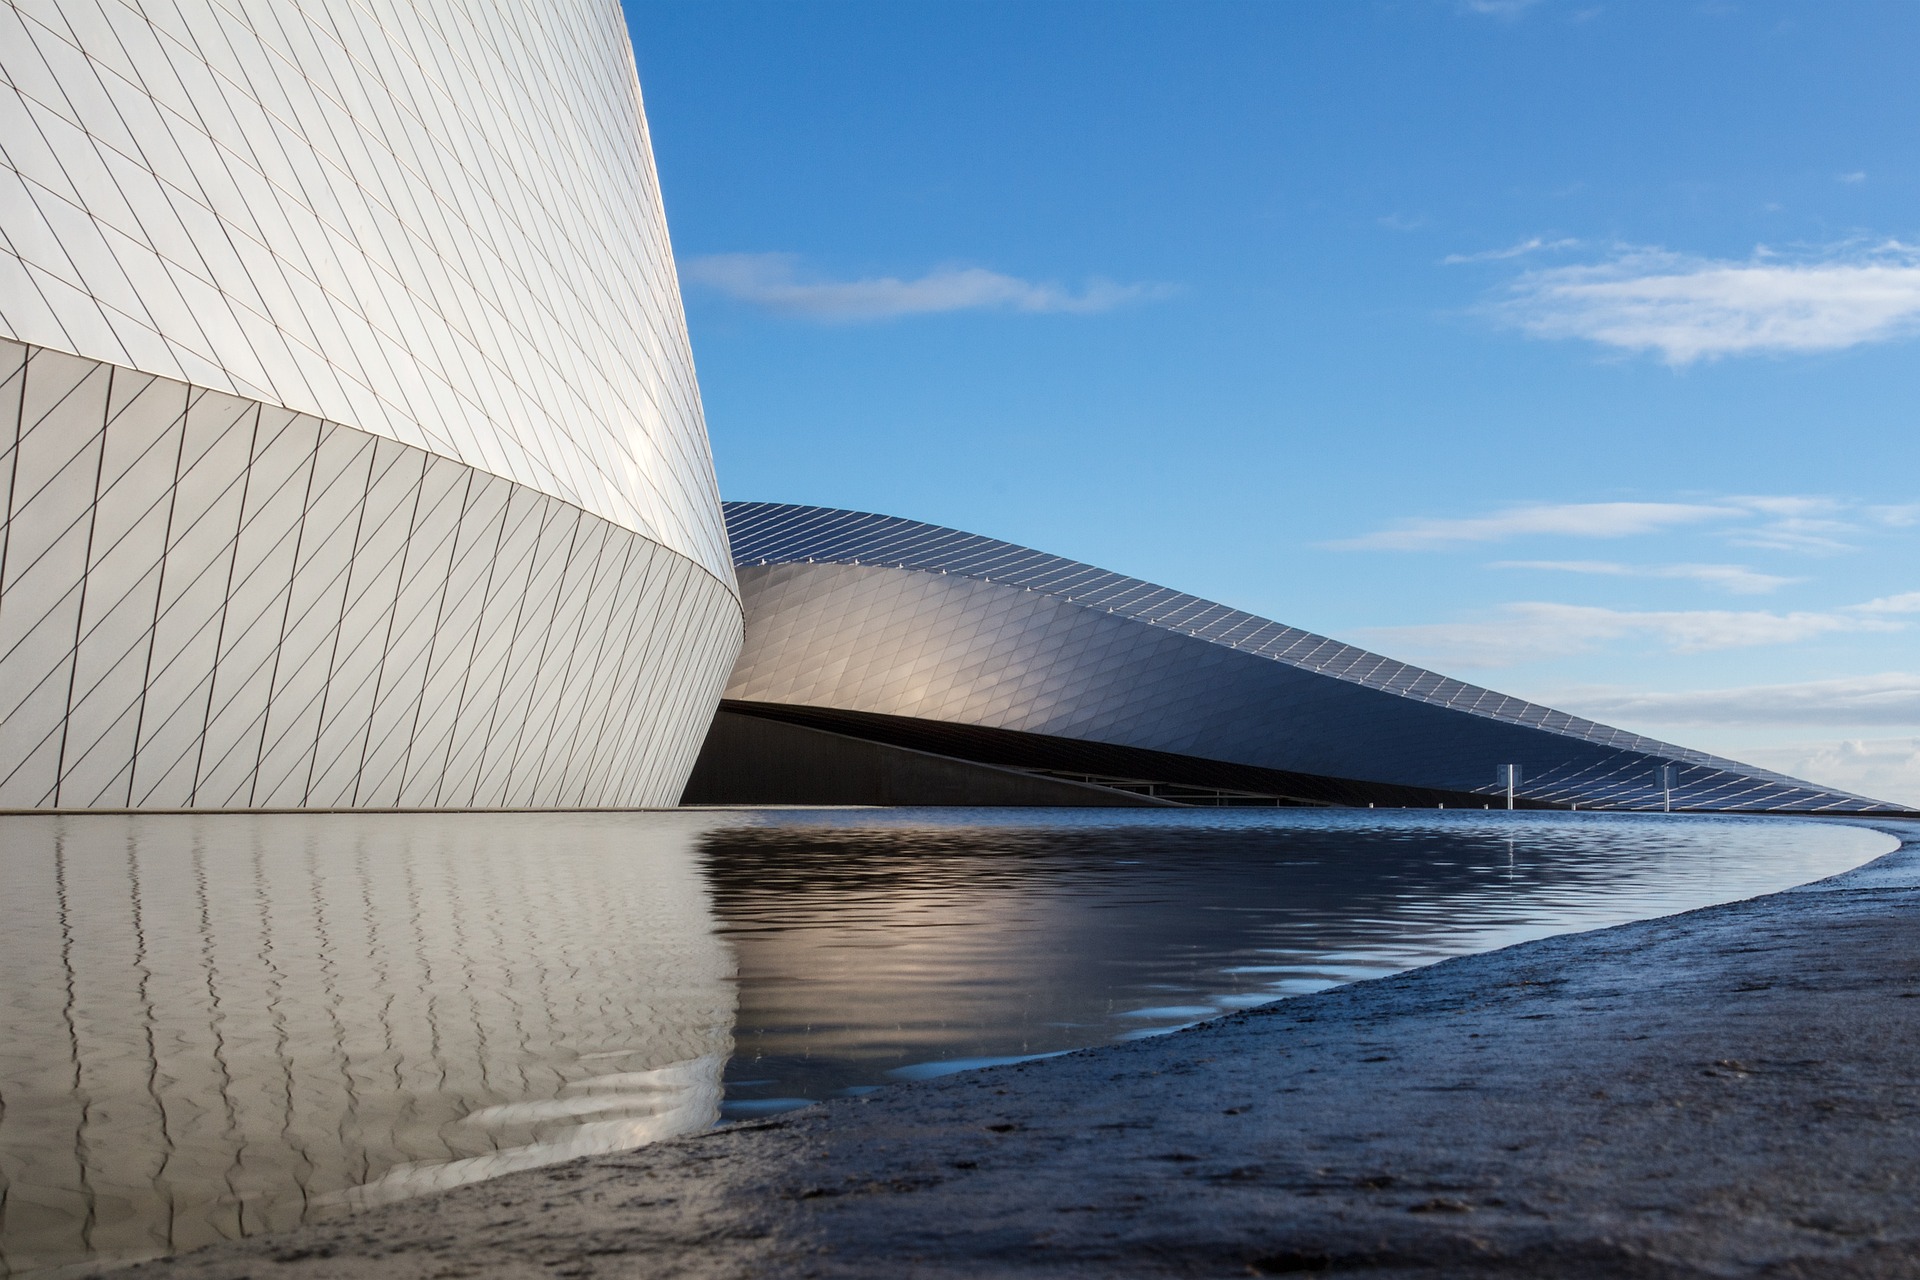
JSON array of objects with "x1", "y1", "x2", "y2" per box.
[{"x1": 724, "y1": 501, "x2": 1893, "y2": 812}]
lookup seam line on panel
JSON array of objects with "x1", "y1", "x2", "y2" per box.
[
  {"x1": 350, "y1": 455, "x2": 430, "y2": 805},
  {"x1": 248, "y1": 420, "x2": 324, "y2": 807},
  {"x1": 51, "y1": 364, "x2": 112, "y2": 807},
  {"x1": 551, "y1": 531, "x2": 637, "y2": 803},
  {"x1": 592, "y1": 552, "x2": 680, "y2": 805},
  {"x1": 568, "y1": 542, "x2": 664, "y2": 807},
  {"x1": 520, "y1": 521, "x2": 607, "y2": 802},
  {"x1": 432, "y1": 482, "x2": 512, "y2": 808},
  {"x1": 183, "y1": 413, "x2": 333, "y2": 799},
  {"x1": 504, "y1": 512, "x2": 592, "y2": 802},
  {"x1": 493, "y1": 506, "x2": 582, "y2": 805},
  {"x1": 127, "y1": 397, "x2": 268, "y2": 803},
  {"x1": 300, "y1": 436, "x2": 379, "y2": 807},
  {"x1": 188, "y1": 402, "x2": 263, "y2": 806},
  {"x1": 393, "y1": 466, "x2": 474, "y2": 806},
  {"x1": 545, "y1": 520, "x2": 633, "y2": 800},
  {"x1": 125, "y1": 383, "x2": 191, "y2": 807},
  {"x1": 0, "y1": 344, "x2": 29, "y2": 603},
  {"x1": 460, "y1": 497, "x2": 559, "y2": 807},
  {"x1": 614, "y1": 555, "x2": 694, "y2": 802}
]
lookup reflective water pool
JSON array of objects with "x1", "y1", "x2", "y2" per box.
[{"x1": 0, "y1": 808, "x2": 1894, "y2": 1275}]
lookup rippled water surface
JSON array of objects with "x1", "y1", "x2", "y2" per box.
[{"x1": 0, "y1": 808, "x2": 1894, "y2": 1274}]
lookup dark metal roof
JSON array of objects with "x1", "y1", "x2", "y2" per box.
[{"x1": 723, "y1": 501, "x2": 1895, "y2": 812}]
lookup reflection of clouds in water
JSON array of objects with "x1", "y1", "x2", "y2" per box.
[
  {"x1": 0, "y1": 808, "x2": 1895, "y2": 1277},
  {"x1": 705, "y1": 810, "x2": 1890, "y2": 1092},
  {"x1": 0, "y1": 813, "x2": 738, "y2": 1276},
  {"x1": 465, "y1": 1059, "x2": 720, "y2": 1126},
  {"x1": 336, "y1": 1055, "x2": 725, "y2": 1210}
]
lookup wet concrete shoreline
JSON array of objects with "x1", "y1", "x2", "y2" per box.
[{"x1": 110, "y1": 819, "x2": 1920, "y2": 1279}]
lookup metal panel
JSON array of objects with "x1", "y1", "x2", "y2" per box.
[
  {"x1": 0, "y1": 0, "x2": 745, "y2": 810},
  {"x1": 56, "y1": 371, "x2": 187, "y2": 806},
  {"x1": 718, "y1": 502, "x2": 1896, "y2": 813},
  {"x1": 0, "y1": 350, "x2": 111, "y2": 805},
  {"x1": 0, "y1": 0, "x2": 733, "y2": 579}
]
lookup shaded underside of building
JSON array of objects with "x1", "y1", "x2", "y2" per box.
[{"x1": 683, "y1": 502, "x2": 1902, "y2": 813}]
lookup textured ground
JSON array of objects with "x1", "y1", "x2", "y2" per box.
[{"x1": 110, "y1": 821, "x2": 1920, "y2": 1280}]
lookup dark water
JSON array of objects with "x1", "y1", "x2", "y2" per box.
[{"x1": 0, "y1": 809, "x2": 1893, "y2": 1275}]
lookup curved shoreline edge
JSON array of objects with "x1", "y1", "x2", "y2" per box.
[{"x1": 110, "y1": 818, "x2": 1920, "y2": 1280}]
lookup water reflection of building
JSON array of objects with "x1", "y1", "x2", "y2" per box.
[
  {"x1": 687, "y1": 503, "x2": 1898, "y2": 813},
  {"x1": 0, "y1": 0, "x2": 738, "y2": 811},
  {"x1": 697, "y1": 813, "x2": 1885, "y2": 1106},
  {"x1": 0, "y1": 814, "x2": 735, "y2": 1275}
]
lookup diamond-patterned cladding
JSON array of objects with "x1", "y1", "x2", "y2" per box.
[
  {"x1": 722, "y1": 502, "x2": 1895, "y2": 813},
  {"x1": 1, "y1": 0, "x2": 741, "y2": 809},
  {"x1": 0, "y1": 338, "x2": 740, "y2": 809}
]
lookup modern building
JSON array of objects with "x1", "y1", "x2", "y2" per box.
[
  {"x1": 0, "y1": 0, "x2": 740, "y2": 808},
  {"x1": 686, "y1": 502, "x2": 1898, "y2": 812}
]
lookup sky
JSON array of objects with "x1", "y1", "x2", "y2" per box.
[{"x1": 622, "y1": 0, "x2": 1920, "y2": 805}]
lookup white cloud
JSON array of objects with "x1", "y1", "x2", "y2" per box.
[
  {"x1": 1358, "y1": 601, "x2": 1902, "y2": 668},
  {"x1": 1855, "y1": 591, "x2": 1920, "y2": 614},
  {"x1": 1722, "y1": 498, "x2": 1859, "y2": 553},
  {"x1": 1331, "y1": 501, "x2": 1733, "y2": 550},
  {"x1": 1732, "y1": 495, "x2": 1836, "y2": 517},
  {"x1": 1555, "y1": 673, "x2": 1920, "y2": 728},
  {"x1": 1739, "y1": 738, "x2": 1920, "y2": 808},
  {"x1": 1496, "y1": 242, "x2": 1920, "y2": 363},
  {"x1": 1838, "y1": 171, "x2": 1867, "y2": 184},
  {"x1": 1491, "y1": 560, "x2": 1795, "y2": 594},
  {"x1": 683, "y1": 253, "x2": 1169, "y2": 321},
  {"x1": 1443, "y1": 236, "x2": 1579, "y2": 265},
  {"x1": 1339, "y1": 493, "x2": 1905, "y2": 556},
  {"x1": 1870, "y1": 504, "x2": 1920, "y2": 528},
  {"x1": 1460, "y1": 0, "x2": 1542, "y2": 14}
]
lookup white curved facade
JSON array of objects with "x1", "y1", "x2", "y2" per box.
[{"x1": 0, "y1": 0, "x2": 741, "y2": 808}]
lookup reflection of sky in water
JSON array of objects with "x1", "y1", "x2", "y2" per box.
[
  {"x1": 701, "y1": 810, "x2": 1894, "y2": 1109},
  {"x1": 0, "y1": 809, "x2": 1892, "y2": 1276}
]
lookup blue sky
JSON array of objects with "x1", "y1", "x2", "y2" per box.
[{"x1": 624, "y1": 0, "x2": 1920, "y2": 804}]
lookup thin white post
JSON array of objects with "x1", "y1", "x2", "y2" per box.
[
  {"x1": 1657, "y1": 764, "x2": 1679, "y2": 812},
  {"x1": 1496, "y1": 764, "x2": 1522, "y2": 810}
]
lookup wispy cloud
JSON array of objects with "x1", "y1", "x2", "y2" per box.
[
  {"x1": 1376, "y1": 213, "x2": 1428, "y2": 232},
  {"x1": 683, "y1": 253, "x2": 1169, "y2": 322},
  {"x1": 1331, "y1": 501, "x2": 1732, "y2": 550},
  {"x1": 1740, "y1": 737, "x2": 1920, "y2": 807},
  {"x1": 1725, "y1": 520, "x2": 1855, "y2": 554},
  {"x1": 1545, "y1": 675, "x2": 1920, "y2": 803},
  {"x1": 1495, "y1": 241, "x2": 1920, "y2": 363},
  {"x1": 1491, "y1": 560, "x2": 1795, "y2": 594},
  {"x1": 1339, "y1": 494, "x2": 1907, "y2": 556},
  {"x1": 1443, "y1": 236, "x2": 1579, "y2": 265},
  {"x1": 1358, "y1": 601, "x2": 1903, "y2": 668},
  {"x1": 1870, "y1": 504, "x2": 1920, "y2": 528},
  {"x1": 1857, "y1": 591, "x2": 1920, "y2": 615},
  {"x1": 1838, "y1": 171, "x2": 1867, "y2": 184},
  {"x1": 1554, "y1": 673, "x2": 1920, "y2": 728},
  {"x1": 1460, "y1": 0, "x2": 1542, "y2": 15}
]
